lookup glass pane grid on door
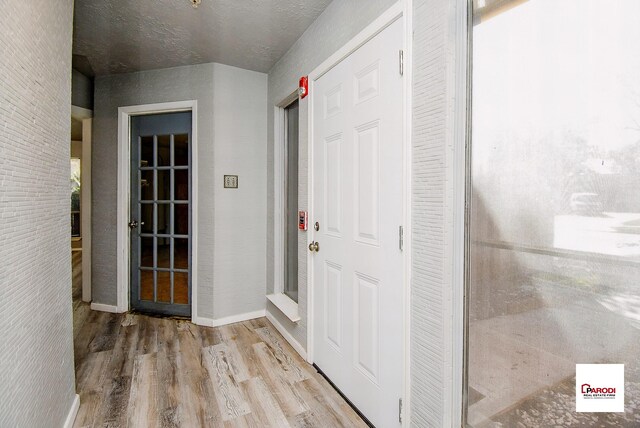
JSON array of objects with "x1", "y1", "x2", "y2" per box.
[{"x1": 137, "y1": 133, "x2": 190, "y2": 306}]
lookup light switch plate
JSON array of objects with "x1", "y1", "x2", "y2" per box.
[{"x1": 224, "y1": 175, "x2": 238, "y2": 188}]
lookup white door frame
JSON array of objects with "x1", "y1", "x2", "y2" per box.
[
  {"x1": 116, "y1": 100, "x2": 199, "y2": 323},
  {"x1": 72, "y1": 105, "x2": 93, "y2": 304},
  {"x1": 81, "y1": 117, "x2": 92, "y2": 303},
  {"x1": 306, "y1": 1, "x2": 413, "y2": 424}
]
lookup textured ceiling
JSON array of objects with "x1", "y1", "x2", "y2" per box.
[{"x1": 73, "y1": 0, "x2": 333, "y2": 76}]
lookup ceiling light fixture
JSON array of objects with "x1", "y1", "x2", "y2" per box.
[{"x1": 190, "y1": 0, "x2": 202, "y2": 8}]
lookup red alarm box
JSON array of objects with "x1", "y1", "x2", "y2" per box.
[
  {"x1": 299, "y1": 76, "x2": 309, "y2": 99},
  {"x1": 298, "y1": 211, "x2": 308, "y2": 231}
]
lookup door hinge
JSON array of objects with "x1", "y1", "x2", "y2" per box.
[
  {"x1": 399, "y1": 50, "x2": 404, "y2": 76},
  {"x1": 399, "y1": 398, "x2": 403, "y2": 423},
  {"x1": 399, "y1": 225, "x2": 404, "y2": 251}
]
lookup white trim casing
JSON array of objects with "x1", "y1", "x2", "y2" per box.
[
  {"x1": 306, "y1": 86, "x2": 314, "y2": 366},
  {"x1": 72, "y1": 107, "x2": 93, "y2": 304},
  {"x1": 81, "y1": 118, "x2": 92, "y2": 303},
  {"x1": 451, "y1": 0, "x2": 470, "y2": 426},
  {"x1": 63, "y1": 394, "x2": 80, "y2": 428},
  {"x1": 265, "y1": 311, "x2": 308, "y2": 360},
  {"x1": 117, "y1": 101, "x2": 199, "y2": 321},
  {"x1": 194, "y1": 309, "x2": 266, "y2": 328},
  {"x1": 305, "y1": 1, "x2": 411, "y2": 426},
  {"x1": 90, "y1": 303, "x2": 120, "y2": 313},
  {"x1": 402, "y1": 1, "x2": 413, "y2": 424}
]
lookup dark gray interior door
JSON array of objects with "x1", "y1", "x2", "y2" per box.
[{"x1": 130, "y1": 112, "x2": 192, "y2": 317}]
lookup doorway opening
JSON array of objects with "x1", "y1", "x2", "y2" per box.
[
  {"x1": 70, "y1": 108, "x2": 92, "y2": 305},
  {"x1": 130, "y1": 111, "x2": 193, "y2": 317},
  {"x1": 116, "y1": 101, "x2": 199, "y2": 320},
  {"x1": 308, "y1": 14, "x2": 407, "y2": 428}
]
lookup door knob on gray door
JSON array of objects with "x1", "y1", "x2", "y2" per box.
[
  {"x1": 308, "y1": 241, "x2": 319, "y2": 252},
  {"x1": 128, "y1": 220, "x2": 139, "y2": 229}
]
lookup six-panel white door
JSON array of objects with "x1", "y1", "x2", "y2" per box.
[{"x1": 311, "y1": 17, "x2": 404, "y2": 428}]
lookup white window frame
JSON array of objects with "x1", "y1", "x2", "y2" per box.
[{"x1": 269, "y1": 91, "x2": 302, "y2": 323}]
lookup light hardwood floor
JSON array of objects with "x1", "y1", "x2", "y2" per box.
[
  {"x1": 72, "y1": 250, "x2": 82, "y2": 302},
  {"x1": 71, "y1": 263, "x2": 366, "y2": 427}
]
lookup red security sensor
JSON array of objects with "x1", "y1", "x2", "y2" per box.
[
  {"x1": 298, "y1": 211, "x2": 308, "y2": 231},
  {"x1": 299, "y1": 76, "x2": 309, "y2": 99}
]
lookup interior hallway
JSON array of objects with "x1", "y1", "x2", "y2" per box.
[{"x1": 71, "y1": 257, "x2": 365, "y2": 427}]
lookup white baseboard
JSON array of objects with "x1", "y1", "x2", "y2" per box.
[
  {"x1": 90, "y1": 302, "x2": 120, "y2": 313},
  {"x1": 63, "y1": 394, "x2": 80, "y2": 428},
  {"x1": 193, "y1": 309, "x2": 266, "y2": 328},
  {"x1": 192, "y1": 316, "x2": 216, "y2": 327},
  {"x1": 265, "y1": 310, "x2": 307, "y2": 360}
]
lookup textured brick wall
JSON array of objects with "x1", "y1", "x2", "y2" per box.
[
  {"x1": 0, "y1": 0, "x2": 77, "y2": 426},
  {"x1": 411, "y1": 0, "x2": 465, "y2": 426}
]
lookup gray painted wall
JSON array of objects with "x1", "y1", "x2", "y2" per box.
[
  {"x1": 212, "y1": 63, "x2": 268, "y2": 319},
  {"x1": 266, "y1": 0, "x2": 398, "y2": 352},
  {"x1": 72, "y1": 69, "x2": 93, "y2": 110},
  {"x1": 0, "y1": 1, "x2": 78, "y2": 426},
  {"x1": 92, "y1": 63, "x2": 267, "y2": 320}
]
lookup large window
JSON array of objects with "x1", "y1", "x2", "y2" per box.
[{"x1": 467, "y1": 0, "x2": 640, "y2": 426}]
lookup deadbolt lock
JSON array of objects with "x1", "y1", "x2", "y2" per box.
[{"x1": 314, "y1": 222, "x2": 320, "y2": 231}]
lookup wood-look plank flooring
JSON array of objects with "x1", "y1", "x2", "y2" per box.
[
  {"x1": 72, "y1": 250, "x2": 82, "y2": 302},
  {"x1": 72, "y1": 262, "x2": 365, "y2": 427}
]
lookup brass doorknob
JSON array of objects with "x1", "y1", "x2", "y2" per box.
[{"x1": 308, "y1": 241, "x2": 319, "y2": 252}]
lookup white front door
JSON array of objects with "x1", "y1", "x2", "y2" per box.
[{"x1": 311, "y1": 17, "x2": 404, "y2": 428}]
